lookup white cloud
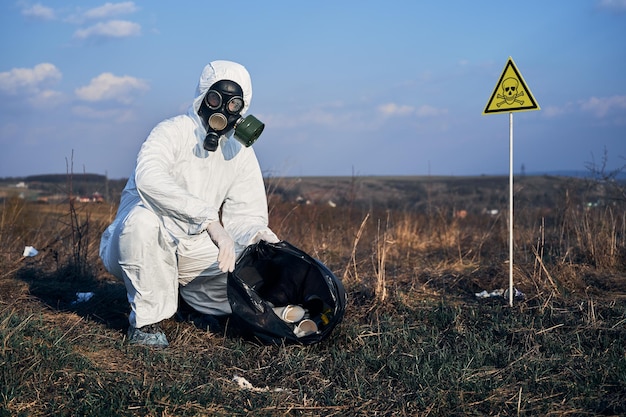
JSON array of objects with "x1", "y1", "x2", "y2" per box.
[
  {"x1": 72, "y1": 105, "x2": 136, "y2": 122},
  {"x1": 65, "y1": 2, "x2": 138, "y2": 24},
  {"x1": 83, "y1": 2, "x2": 138, "y2": 20},
  {"x1": 75, "y1": 73, "x2": 149, "y2": 104},
  {"x1": 542, "y1": 105, "x2": 568, "y2": 118},
  {"x1": 0, "y1": 63, "x2": 62, "y2": 95},
  {"x1": 416, "y1": 105, "x2": 448, "y2": 117},
  {"x1": 580, "y1": 95, "x2": 626, "y2": 117},
  {"x1": 29, "y1": 89, "x2": 65, "y2": 108},
  {"x1": 378, "y1": 103, "x2": 447, "y2": 118},
  {"x1": 597, "y1": 0, "x2": 626, "y2": 12},
  {"x1": 543, "y1": 96, "x2": 626, "y2": 120},
  {"x1": 263, "y1": 109, "x2": 346, "y2": 129},
  {"x1": 73, "y1": 20, "x2": 141, "y2": 40},
  {"x1": 20, "y1": 3, "x2": 56, "y2": 20},
  {"x1": 378, "y1": 103, "x2": 415, "y2": 116}
]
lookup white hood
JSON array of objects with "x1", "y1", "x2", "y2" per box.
[
  {"x1": 188, "y1": 60, "x2": 253, "y2": 123},
  {"x1": 187, "y1": 60, "x2": 253, "y2": 157}
]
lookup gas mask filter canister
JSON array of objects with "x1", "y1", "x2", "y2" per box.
[{"x1": 198, "y1": 79, "x2": 265, "y2": 152}]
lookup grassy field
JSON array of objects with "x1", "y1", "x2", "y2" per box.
[{"x1": 1, "y1": 174, "x2": 625, "y2": 416}]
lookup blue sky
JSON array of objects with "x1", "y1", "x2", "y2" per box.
[{"x1": 1, "y1": 1, "x2": 625, "y2": 179}]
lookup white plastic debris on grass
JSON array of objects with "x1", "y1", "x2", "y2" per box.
[
  {"x1": 23, "y1": 246, "x2": 39, "y2": 257},
  {"x1": 475, "y1": 287, "x2": 524, "y2": 300},
  {"x1": 71, "y1": 292, "x2": 94, "y2": 305},
  {"x1": 232, "y1": 375, "x2": 287, "y2": 393}
]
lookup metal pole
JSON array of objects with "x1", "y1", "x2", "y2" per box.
[{"x1": 509, "y1": 112, "x2": 514, "y2": 307}]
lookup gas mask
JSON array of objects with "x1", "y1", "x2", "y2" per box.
[{"x1": 198, "y1": 79, "x2": 265, "y2": 152}]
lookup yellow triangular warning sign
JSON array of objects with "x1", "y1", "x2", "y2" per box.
[{"x1": 483, "y1": 57, "x2": 540, "y2": 114}]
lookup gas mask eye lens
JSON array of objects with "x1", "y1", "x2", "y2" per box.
[
  {"x1": 205, "y1": 90, "x2": 222, "y2": 109},
  {"x1": 227, "y1": 97, "x2": 244, "y2": 114}
]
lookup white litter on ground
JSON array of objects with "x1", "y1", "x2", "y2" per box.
[
  {"x1": 23, "y1": 246, "x2": 39, "y2": 257},
  {"x1": 71, "y1": 292, "x2": 94, "y2": 305},
  {"x1": 232, "y1": 375, "x2": 287, "y2": 393},
  {"x1": 475, "y1": 287, "x2": 524, "y2": 300}
]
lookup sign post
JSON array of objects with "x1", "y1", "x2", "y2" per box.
[{"x1": 483, "y1": 57, "x2": 540, "y2": 306}]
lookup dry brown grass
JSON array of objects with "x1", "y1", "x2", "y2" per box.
[{"x1": 1, "y1": 174, "x2": 625, "y2": 416}]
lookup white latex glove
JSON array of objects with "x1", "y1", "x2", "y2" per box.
[
  {"x1": 206, "y1": 221, "x2": 236, "y2": 272},
  {"x1": 251, "y1": 230, "x2": 280, "y2": 244}
]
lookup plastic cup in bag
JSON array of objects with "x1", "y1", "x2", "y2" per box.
[
  {"x1": 294, "y1": 319, "x2": 318, "y2": 338},
  {"x1": 272, "y1": 305, "x2": 305, "y2": 323}
]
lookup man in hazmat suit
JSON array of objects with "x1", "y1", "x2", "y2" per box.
[{"x1": 99, "y1": 60, "x2": 279, "y2": 347}]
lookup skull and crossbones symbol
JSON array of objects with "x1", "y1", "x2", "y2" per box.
[{"x1": 497, "y1": 77, "x2": 525, "y2": 107}]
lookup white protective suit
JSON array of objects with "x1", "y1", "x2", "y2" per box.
[{"x1": 99, "y1": 61, "x2": 278, "y2": 328}]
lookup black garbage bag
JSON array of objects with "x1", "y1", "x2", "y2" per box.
[{"x1": 227, "y1": 240, "x2": 347, "y2": 345}]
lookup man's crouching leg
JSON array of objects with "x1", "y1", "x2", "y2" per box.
[{"x1": 118, "y1": 205, "x2": 178, "y2": 347}]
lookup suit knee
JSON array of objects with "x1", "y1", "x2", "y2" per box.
[{"x1": 120, "y1": 206, "x2": 161, "y2": 242}]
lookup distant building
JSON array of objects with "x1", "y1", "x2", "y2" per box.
[
  {"x1": 72, "y1": 192, "x2": 105, "y2": 203},
  {"x1": 92, "y1": 192, "x2": 104, "y2": 203}
]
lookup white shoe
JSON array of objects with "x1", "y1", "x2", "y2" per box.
[{"x1": 127, "y1": 324, "x2": 169, "y2": 348}]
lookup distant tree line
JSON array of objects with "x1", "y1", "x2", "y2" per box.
[
  {"x1": 25, "y1": 174, "x2": 107, "y2": 183},
  {"x1": 0, "y1": 174, "x2": 128, "y2": 204}
]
